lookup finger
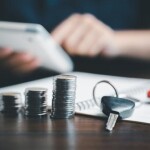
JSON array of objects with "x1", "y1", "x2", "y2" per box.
[
  {"x1": 51, "y1": 14, "x2": 82, "y2": 44},
  {"x1": 83, "y1": 13, "x2": 111, "y2": 31},
  {"x1": 63, "y1": 19, "x2": 90, "y2": 54},
  {"x1": 5, "y1": 52, "x2": 37, "y2": 68},
  {"x1": 87, "y1": 36, "x2": 106, "y2": 57},
  {"x1": 0, "y1": 48, "x2": 12, "y2": 59},
  {"x1": 12, "y1": 58, "x2": 40, "y2": 74},
  {"x1": 75, "y1": 29, "x2": 99, "y2": 56}
]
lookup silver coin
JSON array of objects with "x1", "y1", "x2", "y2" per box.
[{"x1": 24, "y1": 88, "x2": 48, "y2": 117}]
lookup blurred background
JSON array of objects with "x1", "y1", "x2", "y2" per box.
[{"x1": 0, "y1": 0, "x2": 150, "y2": 87}]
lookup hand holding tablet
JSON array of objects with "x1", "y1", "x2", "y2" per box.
[{"x1": 0, "y1": 21, "x2": 73, "y2": 73}]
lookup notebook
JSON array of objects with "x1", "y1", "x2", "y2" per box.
[
  {"x1": 74, "y1": 73, "x2": 150, "y2": 124},
  {"x1": 0, "y1": 72, "x2": 150, "y2": 124}
]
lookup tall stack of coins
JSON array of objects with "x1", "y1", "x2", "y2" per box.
[
  {"x1": 0, "y1": 92, "x2": 22, "y2": 115},
  {"x1": 51, "y1": 75, "x2": 77, "y2": 119},
  {"x1": 24, "y1": 88, "x2": 48, "y2": 117}
]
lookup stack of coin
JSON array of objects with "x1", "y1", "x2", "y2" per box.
[
  {"x1": 51, "y1": 75, "x2": 77, "y2": 119},
  {"x1": 24, "y1": 88, "x2": 48, "y2": 117},
  {"x1": 0, "y1": 92, "x2": 22, "y2": 115}
]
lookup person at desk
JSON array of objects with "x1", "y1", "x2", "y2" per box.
[{"x1": 0, "y1": 0, "x2": 150, "y2": 86}]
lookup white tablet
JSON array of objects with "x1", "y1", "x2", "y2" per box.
[{"x1": 0, "y1": 21, "x2": 74, "y2": 73}]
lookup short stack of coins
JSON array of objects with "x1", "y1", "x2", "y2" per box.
[
  {"x1": 24, "y1": 88, "x2": 48, "y2": 117},
  {"x1": 0, "y1": 92, "x2": 22, "y2": 115},
  {"x1": 51, "y1": 75, "x2": 77, "y2": 119}
]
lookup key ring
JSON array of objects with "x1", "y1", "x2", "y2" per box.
[{"x1": 93, "y1": 80, "x2": 118, "y2": 107}]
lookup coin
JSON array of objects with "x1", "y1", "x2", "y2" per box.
[
  {"x1": 24, "y1": 88, "x2": 48, "y2": 117},
  {"x1": 50, "y1": 75, "x2": 76, "y2": 119},
  {"x1": 0, "y1": 92, "x2": 22, "y2": 115}
]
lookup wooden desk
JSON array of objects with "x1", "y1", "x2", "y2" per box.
[
  {"x1": 0, "y1": 70, "x2": 150, "y2": 150},
  {"x1": 0, "y1": 114, "x2": 150, "y2": 150}
]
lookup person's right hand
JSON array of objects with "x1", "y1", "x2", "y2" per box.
[
  {"x1": 0, "y1": 48, "x2": 40, "y2": 75},
  {"x1": 52, "y1": 13, "x2": 118, "y2": 57},
  {"x1": 52, "y1": 14, "x2": 150, "y2": 60}
]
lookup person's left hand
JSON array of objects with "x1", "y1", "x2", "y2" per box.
[
  {"x1": 0, "y1": 48, "x2": 40, "y2": 75},
  {"x1": 52, "y1": 13, "x2": 117, "y2": 57}
]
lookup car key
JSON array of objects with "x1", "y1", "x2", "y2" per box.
[{"x1": 101, "y1": 96, "x2": 135, "y2": 131}]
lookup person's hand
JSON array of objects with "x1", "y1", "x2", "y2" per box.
[
  {"x1": 52, "y1": 13, "x2": 118, "y2": 57},
  {"x1": 0, "y1": 48, "x2": 40, "y2": 75}
]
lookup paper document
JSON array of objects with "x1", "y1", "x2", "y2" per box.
[{"x1": 0, "y1": 72, "x2": 150, "y2": 124}]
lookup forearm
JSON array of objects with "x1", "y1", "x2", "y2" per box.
[{"x1": 114, "y1": 30, "x2": 150, "y2": 59}]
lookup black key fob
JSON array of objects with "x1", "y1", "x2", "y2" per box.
[{"x1": 101, "y1": 96, "x2": 135, "y2": 119}]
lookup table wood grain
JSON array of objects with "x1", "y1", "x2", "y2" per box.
[{"x1": 0, "y1": 113, "x2": 150, "y2": 150}]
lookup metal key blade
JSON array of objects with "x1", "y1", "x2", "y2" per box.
[{"x1": 106, "y1": 113, "x2": 118, "y2": 131}]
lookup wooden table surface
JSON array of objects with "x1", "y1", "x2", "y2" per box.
[
  {"x1": 0, "y1": 113, "x2": 150, "y2": 150},
  {"x1": 1, "y1": 66, "x2": 150, "y2": 150}
]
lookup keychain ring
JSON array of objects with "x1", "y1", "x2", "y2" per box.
[{"x1": 93, "y1": 80, "x2": 118, "y2": 107}]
